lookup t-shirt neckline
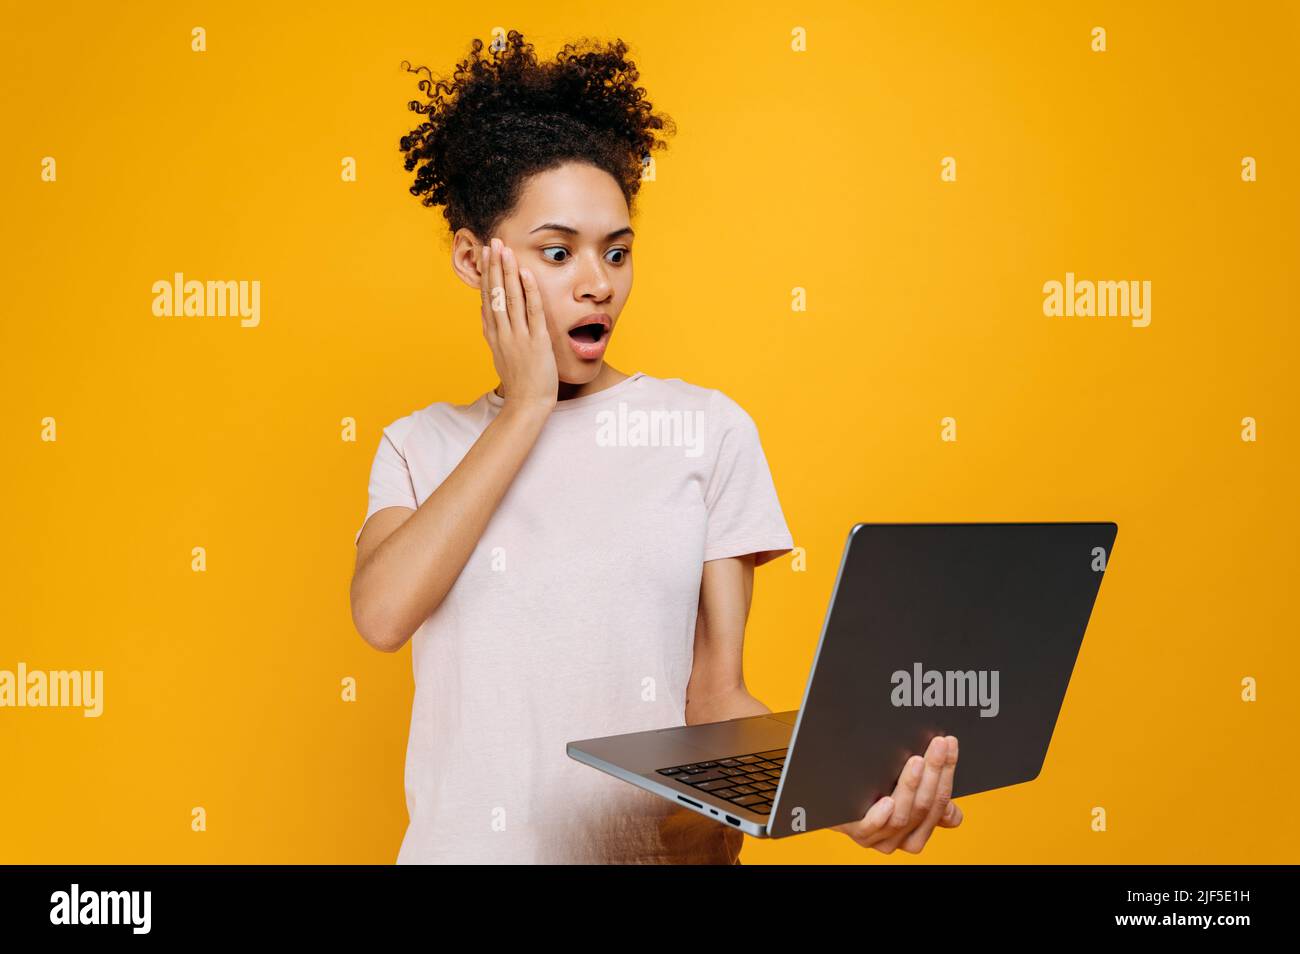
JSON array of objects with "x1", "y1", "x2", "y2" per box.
[{"x1": 484, "y1": 371, "x2": 645, "y2": 412}]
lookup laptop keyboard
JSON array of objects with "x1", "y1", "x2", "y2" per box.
[{"x1": 655, "y1": 749, "x2": 786, "y2": 815}]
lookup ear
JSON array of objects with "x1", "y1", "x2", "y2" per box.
[{"x1": 450, "y1": 228, "x2": 486, "y2": 290}]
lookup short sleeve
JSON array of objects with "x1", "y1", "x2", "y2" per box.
[
  {"x1": 702, "y1": 390, "x2": 795, "y2": 566},
  {"x1": 355, "y1": 425, "x2": 419, "y2": 545}
]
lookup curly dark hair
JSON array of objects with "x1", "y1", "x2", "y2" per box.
[{"x1": 399, "y1": 30, "x2": 677, "y2": 242}]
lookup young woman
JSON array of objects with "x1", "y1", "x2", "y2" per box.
[{"x1": 350, "y1": 31, "x2": 963, "y2": 864}]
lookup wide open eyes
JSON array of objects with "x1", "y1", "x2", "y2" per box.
[{"x1": 540, "y1": 246, "x2": 630, "y2": 265}]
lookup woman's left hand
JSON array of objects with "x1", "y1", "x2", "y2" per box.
[{"x1": 830, "y1": 735, "x2": 964, "y2": 854}]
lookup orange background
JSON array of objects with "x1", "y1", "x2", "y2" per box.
[{"x1": 2, "y1": 0, "x2": 1296, "y2": 862}]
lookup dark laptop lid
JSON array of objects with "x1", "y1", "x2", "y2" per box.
[{"x1": 767, "y1": 521, "x2": 1118, "y2": 838}]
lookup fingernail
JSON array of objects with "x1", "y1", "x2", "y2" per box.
[{"x1": 880, "y1": 797, "x2": 893, "y2": 814}]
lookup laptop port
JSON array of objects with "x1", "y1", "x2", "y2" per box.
[
  {"x1": 677, "y1": 795, "x2": 703, "y2": 809},
  {"x1": 725, "y1": 815, "x2": 740, "y2": 826}
]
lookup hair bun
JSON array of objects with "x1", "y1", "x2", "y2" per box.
[{"x1": 399, "y1": 30, "x2": 676, "y2": 240}]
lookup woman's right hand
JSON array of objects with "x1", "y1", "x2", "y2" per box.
[
  {"x1": 479, "y1": 236, "x2": 558, "y2": 412},
  {"x1": 354, "y1": 237, "x2": 561, "y2": 652}
]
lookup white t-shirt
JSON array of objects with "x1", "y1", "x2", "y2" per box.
[{"x1": 355, "y1": 371, "x2": 795, "y2": 863}]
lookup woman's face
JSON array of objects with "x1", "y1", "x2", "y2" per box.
[{"x1": 453, "y1": 161, "x2": 634, "y2": 385}]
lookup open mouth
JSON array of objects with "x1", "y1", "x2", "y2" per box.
[{"x1": 567, "y1": 323, "x2": 608, "y2": 343}]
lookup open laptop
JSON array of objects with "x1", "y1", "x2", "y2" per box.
[{"x1": 567, "y1": 521, "x2": 1118, "y2": 838}]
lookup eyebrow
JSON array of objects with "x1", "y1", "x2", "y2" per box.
[{"x1": 529, "y1": 223, "x2": 635, "y2": 241}]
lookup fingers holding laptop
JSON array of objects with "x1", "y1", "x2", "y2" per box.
[
  {"x1": 893, "y1": 735, "x2": 962, "y2": 853},
  {"x1": 832, "y1": 734, "x2": 962, "y2": 854}
]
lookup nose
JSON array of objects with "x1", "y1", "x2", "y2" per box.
[{"x1": 574, "y1": 249, "x2": 614, "y2": 301}]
